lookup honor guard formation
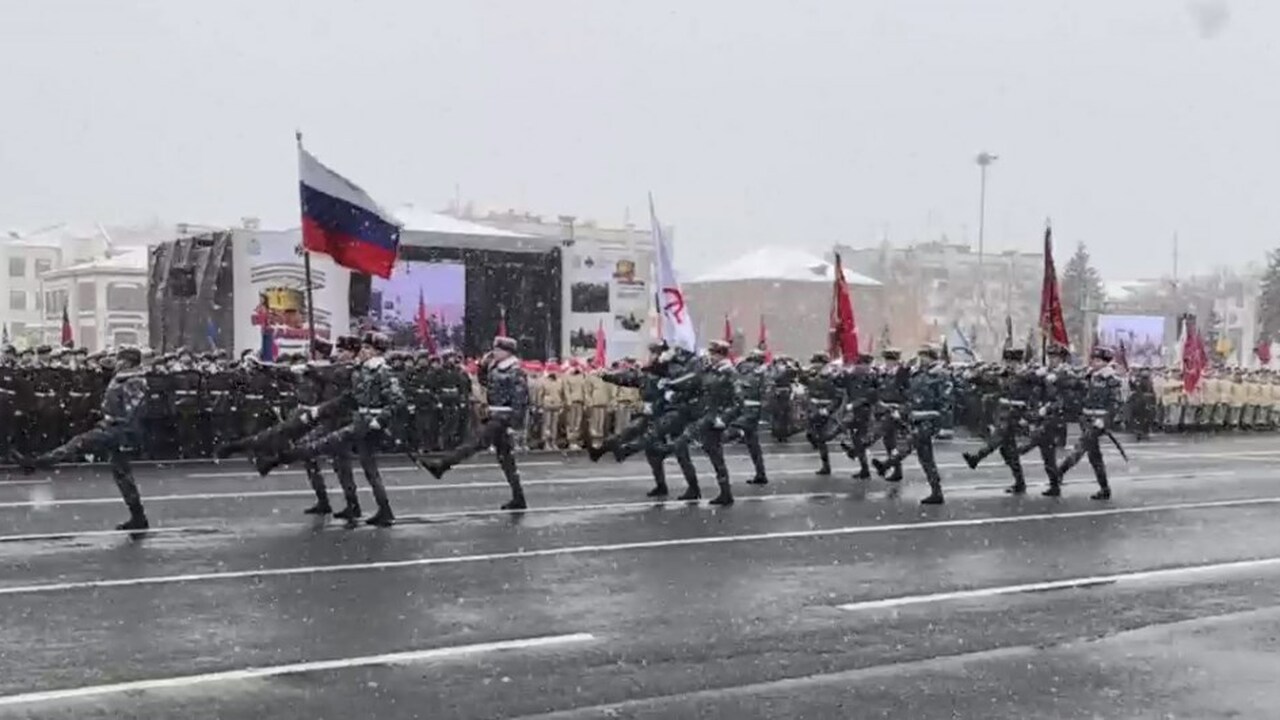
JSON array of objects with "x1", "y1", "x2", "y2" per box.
[{"x1": 3, "y1": 335, "x2": 1279, "y2": 532}]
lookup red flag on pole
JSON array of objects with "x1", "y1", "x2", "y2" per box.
[
  {"x1": 829, "y1": 254, "x2": 859, "y2": 361},
  {"x1": 497, "y1": 305, "x2": 508, "y2": 338},
  {"x1": 415, "y1": 289, "x2": 437, "y2": 355},
  {"x1": 757, "y1": 315, "x2": 773, "y2": 362},
  {"x1": 594, "y1": 318, "x2": 607, "y2": 367},
  {"x1": 723, "y1": 314, "x2": 735, "y2": 360},
  {"x1": 1039, "y1": 224, "x2": 1070, "y2": 349},
  {"x1": 1183, "y1": 315, "x2": 1208, "y2": 393},
  {"x1": 1255, "y1": 336, "x2": 1272, "y2": 366},
  {"x1": 60, "y1": 305, "x2": 73, "y2": 348}
]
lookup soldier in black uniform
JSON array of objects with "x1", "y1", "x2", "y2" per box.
[
  {"x1": 1019, "y1": 344, "x2": 1073, "y2": 496},
  {"x1": 423, "y1": 336, "x2": 530, "y2": 510},
  {"x1": 12, "y1": 347, "x2": 151, "y2": 531},
  {"x1": 1057, "y1": 346, "x2": 1124, "y2": 500},
  {"x1": 866, "y1": 349, "x2": 910, "y2": 483},
  {"x1": 590, "y1": 341, "x2": 702, "y2": 500},
  {"x1": 872, "y1": 345, "x2": 949, "y2": 504},
  {"x1": 667, "y1": 340, "x2": 737, "y2": 506},
  {"x1": 962, "y1": 348, "x2": 1036, "y2": 494},
  {"x1": 257, "y1": 333, "x2": 403, "y2": 526},
  {"x1": 724, "y1": 348, "x2": 769, "y2": 485},
  {"x1": 766, "y1": 356, "x2": 800, "y2": 442},
  {"x1": 839, "y1": 352, "x2": 878, "y2": 480},
  {"x1": 801, "y1": 352, "x2": 842, "y2": 476}
]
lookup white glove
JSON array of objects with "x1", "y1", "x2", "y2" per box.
[
  {"x1": 1046, "y1": 373, "x2": 1057, "y2": 383},
  {"x1": 1092, "y1": 418, "x2": 1105, "y2": 429},
  {"x1": 642, "y1": 402, "x2": 653, "y2": 415},
  {"x1": 891, "y1": 410, "x2": 901, "y2": 420},
  {"x1": 369, "y1": 417, "x2": 382, "y2": 430},
  {"x1": 713, "y1": 416, "x2": 725, "y2": 430},
  {"x1": 844, "y1": 404, "x2": 854, "y2": 412},
  {"x1": 290, "y1": 364, "x2": 307, "y2": 376},
  {"x1": 1038, "y1": 406, "x2": 1048, "y2": 417},
  {"x1": 664, "y1": 390, "x2": 675, "y2": 402}
]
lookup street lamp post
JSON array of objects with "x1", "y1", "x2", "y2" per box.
[{"x1": 975, "y1": 151, "x2": 998, "y2": 351}]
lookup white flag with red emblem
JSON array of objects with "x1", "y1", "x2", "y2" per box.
[{"x1": 650, "y1": 194, "x2": 697, "y2": 352}]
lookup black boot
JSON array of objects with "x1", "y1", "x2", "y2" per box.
[
  {"x1": 962, "y1": 452, "x2": 981, "y2": 470},
  {"x1": 852, "y1": 461, "x2": 872, "y2": 480},
  {"x1": 1042, "y1": 483, "x2": 1062, "y2": 497},
  {"x1": 709, "y1": 480, "x2": 734, "y2": 506},
  {"x1": 588, "y1": 444, "x2": 608, "y2": 463},
  {"x1": 871, "y1": 457, "x2": 889, "y2": 478},
  {"x1": 365, "y1": 506, "x2": 395, "y2": 527},
  {"x1": 254, "y1": 453, "x2": 286, "y2": 478},
  {"x1": 646, "y1": 483, "x2": 670, "y2": 498},
  {"x1": 117, "y1": 502, "x2": 149, "y2": 532},
  {"x1": 1005, "y1": 469, "x2": 1027, "y2": 495},
  {"x1": 815, "y1": 463, "x2": 831, "y2": 476},
  {"x1": 334, "y1": 502, "x2": 363, "y2": 521},
  {"x1": 747, "y1": 474, "x2": 768, "y2": 485},
  {"x1": 1091, "y1": 475, "x2": 1111, "y2": 501},
  {"x1": 677, "y1": 482, "x2": 701, "y2": 501},
  {"x1": 502, "y1": 488, "x2": 528, "y2": 511},
  {"x1": 303, "y1": 500, "x2": 333, "y2": 515},
  {"x1": 213, "y1": 440, "x2": 244, "y2": 460},
  {"x1": 422, "y1": 459, "x2": 448, "y2": 480},
  {"x1": 920, "y1": 492, "x2": 944, "y2": 505}
]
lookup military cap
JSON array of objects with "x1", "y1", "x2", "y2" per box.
[
  {"x1": 708, "y1": 339, "x2": 731, "y2": 355},
  {"x1": 810, "y1": 352, "x2": 830, "y2": 364},
  {"x1": 1047, "y1": 344, "x2": 1071, "y2": 358},
  {"x1": 310, "y1": 337, "x2": 333, "y2": 358},
  {"x1": 856, "y1": 353, "x2": 874, "y2": 364},
  {"x1": 881, "y1": 348, "x2": 901, "y2": 361},
  {"x1": 1091, "y1": 346, "x2": 1115, "y2": 362},
  {"x1": 336, "y1": 335, "x2": 361, "y2": 353},
  {"x1": 116, "y1": 346, "x2": 143, "y2": 365},
  {"x1": 35, "y1": 345, "x2": 52, "y2": 355},
  {"x1": 492, "y1": 336, "x2": 518, "y2": 353},
  {"x1": 918, "y1": 344, "x2": 941, "y2": 361},
  {"x1": 1002, "y1": 348, "x2": 1025, "y2": 362},
  {"x1": 362, "y1": 332, "x2": 391, "y2": 353}
]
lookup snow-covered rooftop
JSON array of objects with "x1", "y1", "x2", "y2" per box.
[
  {"x1": 690, "y1": 246, "x2": 882, "y2": 286},
  {"x1": 393, "y1": 204, "x2": 534, "y2": 238},
  {"x1": 45, "y1": 247, "x2": 149, "y2": 276}
]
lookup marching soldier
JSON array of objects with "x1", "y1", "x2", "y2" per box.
[
  {"x1": 866, "y1": 349, "x2": 910, "y2": 483},
  {"x1": 257, "y1": 332, "x2": 403, "y2": 526},
  {"x1": 1057, "y1": 346, "x2": 1124, "y2": 500},
  {"x1": 725, "y1": 348, "x2": 769, "y2": 485},
  {"x1": 839, "y1": 352, "x2": 878, "y2": 480},
  {"x1": 667, "y1": 340, "x2": 737, "y2": 506},
  {"x1": 800, "y1": 352, "x2": 842, "y2": 476},
  {"x1": 871, "y1": 345, "x2": 949, "y2": 504},
  {"x1": 962, "y1": 348, "x2": 1035, "y2": 494},
  {"x1": 613, "y1": 361, "x2": 641, "y2": 435},
  {"x1": 12, "y1": 346, "x2": 150, "y2": 531},
  {"x1": 423, "y1": 337, "x2": 531, "y2": 510}
]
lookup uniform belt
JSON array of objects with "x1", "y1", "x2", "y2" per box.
[
  {"x1": 34, "y1": 392, "x2": 54, "y2": 398},
  {"x1": 1083, "y1": 409, "x2": 1109, "y2": 416},
  {"x1": 998, "y1": 399, "x2": 1027, "y2": 407},
  {"x1": 742, "y1": 400, "x2": 762, "y2": 407},
  {"x1": 69, "y1": 392, "x2": 90, "y2": 398},
  {"x1": 809, "y1": 399, "x2": 833, "y2": 405},
  {"x1": 911, "y1": 410, "x2": 940, "y2": 419},
  {"x1": 175, "y1": 391, "x2": 197, "y2": 396},
  {"x1": 488, "y1": 405, "x2": 514, "y2": 413},
  {"x1": 245, "y1": 394, "x2": 264, "y2": 399}
]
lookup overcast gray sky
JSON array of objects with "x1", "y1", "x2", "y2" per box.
[{"x1": 2, "y1": 0, "x2": 1275, "y2": 279}]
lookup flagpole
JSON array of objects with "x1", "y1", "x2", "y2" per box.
[{"x1": 296, "y1": 130, "x2": 319, "y2": 353}]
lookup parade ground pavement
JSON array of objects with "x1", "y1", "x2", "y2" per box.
[{"x1": 2, "y1": 434, "x2": 1280, "y2": 718}]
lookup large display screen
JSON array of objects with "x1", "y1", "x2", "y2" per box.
[
  {"x1": 368, "y1": 261, "x2": 466, "y2": 352},
  {"x1": 1097, "y1": 314, "x2": 1166, "y2": 366}
]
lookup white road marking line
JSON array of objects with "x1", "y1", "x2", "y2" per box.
[
  {"x1": 0, "y1": 465, "x2": 1242, "y2": 510},
  {"x1": 184, "y1": 460, "x2": 565, "y2": 479},
  {"x1": 0, "y1": 526, "x2": 217, "y2": 543},
  {"x1": 0, "y1": 633, "x2": 595, "y2": 707},
  {"x1": 0, "y1": 470, "x2": 1234, "y2": 542},
  {"x1": 837, "y1": 556, "x2": 1280, "y2": 612},
  {"x1": 2, "y1": 495, "x2": 1277, "y2": 597}
]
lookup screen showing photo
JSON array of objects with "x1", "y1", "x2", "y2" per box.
[{"x1": 368, "y1": 261, "x2": 466, "y2": 351}]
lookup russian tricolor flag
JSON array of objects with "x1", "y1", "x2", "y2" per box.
[{"x1": 298, "y1": 144, "x2": 401, "y2": 279}]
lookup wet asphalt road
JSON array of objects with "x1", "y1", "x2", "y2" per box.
[{"x1": 0, "y1": 434, "x2": 1279, "y2": 718}]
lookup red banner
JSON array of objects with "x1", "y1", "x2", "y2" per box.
[
  {"x1": 1039, "y1": 225, "x2": 1070, "y2": 349},
  {"x1": 829, "y1": 254, "x2": 860, "y2": 361}
]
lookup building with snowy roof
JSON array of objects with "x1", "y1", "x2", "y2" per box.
[{"x1": 684, "y1": 246, "x2": 886, "y2": 357}]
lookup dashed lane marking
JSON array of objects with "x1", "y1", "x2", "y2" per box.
[
  {"x1": 0, "y1": 633, "x2": 596, "y2": 708},
  {"x1": 837, "y1": 556, "x2": 1280, "y2": 611}
]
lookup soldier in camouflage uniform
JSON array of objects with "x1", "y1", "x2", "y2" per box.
[
  {"x1": 423, "y1": 336, "x2": 531, "y2": 510},
  {"x1": 12, "y1": 346, "x2": 151, "y2": 531},
  {"x1": 257, "y1": 333, "x2": 404, "y2": 527},
  {"x1": 871, "y1": 346, "x2": 949, "y2": 504},
  {"x1": 724, "y1": 348, "x2": 769, "y2": 485},
  {"x1": 1057, "y1": 346, "x2": 1124, "y2": 500}
]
